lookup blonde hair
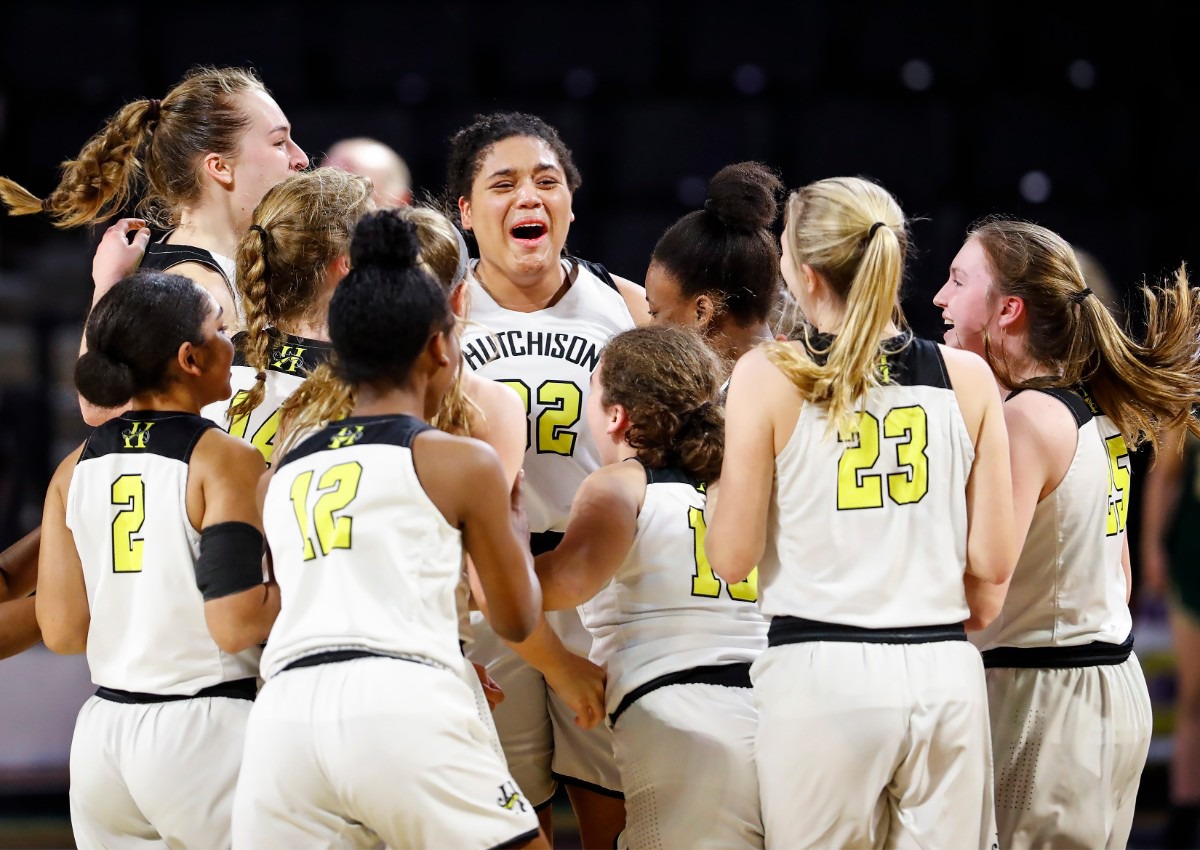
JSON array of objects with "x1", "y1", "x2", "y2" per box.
[
  {"x1": 970, "y1": 218, "x2": 1200, "y2": 451},
  {"x1": 765, "y1": 176, "x2": 909, "y2": 437},
  {"x1": 0, "y1": 66, "x2": 265, "y2": 229},
  {"x1": 278, "y1": 205, "x2": 480, "y2": 452},
  {"x1": 226, "y1": 167, "x2": 372, "y2": 423}
]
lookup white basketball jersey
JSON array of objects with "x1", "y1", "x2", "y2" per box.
[
  {"x1": 64, "y1": 411, "x2": 260, "y2": 694},
  {"x1": 460, "y1": 258, "x2": 636, "y2": 534},
  {"x1": 975, "y1": 387, "x2": 1132, "y2": 650},
  {"x1": 200, "y1": 330, "x2": 334, "y2": 466},
  {"x1": 760, "y1": 335, "x2": 974, "y2": 628},
  {"x1": 260, "y1": 414, "x2": 465, "y2": 679},
  {"x1": 581, "y1": 465, "x2": 768, "y2": 716}
]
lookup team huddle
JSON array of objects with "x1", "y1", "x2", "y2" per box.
[{"x1": 2, "y1": 64, "x2": 1199, "y2": 850}]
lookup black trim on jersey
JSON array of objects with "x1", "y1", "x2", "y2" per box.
[
  {"x1": 276, "y1": 414, "x2": 431, "y2": 468},
  {"x1": 548, "y1": 772, "x2": 624, "y2": 800},
  {"x1": 530, "y1": 530, "x2": 565, "y2": 556},
  {"x1": 490, "y1": 828, "x2": 543, "y2": 850},
  {"x1": 195, "y1": 522, "x2": 265, "y2": 601},
  {"x1": 230, "y1": 328, "x2": 334, "y2": 375},
  {"x1": 641, "y1": 464, "x2": 701, "y2": 489},
  {"x1": 1005, "y1": 386, "x2": 1094, "y2": 429},
  {"x1": 568, "y1": 256, "x2": 618, "y2": 292},
  {"x1": 280, "y1": 649, "x2": 387, "y2": 672},
  {"x1": 95, "y1": 677, "x2": 256, "y2": 704},
  {"x1": 982, "y1": 633, "x2": 1134, "y2": 669},
  {"x1": 608, "y1": 662, "x2": 752, "y2": 726},
  {"x1": 768, "y1": 615, "x2": 967, "y2": 646},
  {"x1": 801, "y1": 331, "x2": 952, "y2": 390},
  {"x1": 141, "y1": 239, "x2": 230, "y2": 285},
  {"x1": 80, "y1": 411, "x2": 215, "y2": 463}
]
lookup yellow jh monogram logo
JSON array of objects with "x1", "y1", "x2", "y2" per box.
[
  {"x1": 328, "y1": 425, "x2": 364, "y2": 449},
  {"x1": 271, "y1": 345, "x2": 308, "y2": 374},
  {"x1": 121, "y1": 421, "x2": 155, "y2": 449}
]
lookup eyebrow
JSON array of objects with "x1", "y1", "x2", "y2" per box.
[
  {"x1": 484, "y1": 162, "x2": 563, "y2": 181},
  {"x1": 270, "y1": 124, "x2": 290, "y2": 135}
]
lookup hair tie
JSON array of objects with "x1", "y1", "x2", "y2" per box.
[
  {"x1": 255, "y1": 371, "x2": 267, "y2": 382},
  {"x1": 867, "y1": 221, "x2": 887, "y2": 242},
  {"x1": 248, "y1": 224, "x2": 272, "y2": 276},
  {"x1": 1070, "y1": 287, "x2": 1094, "y2": 304},
  {"x1": 146, "y1": 99, "x2": 161, "y2": 121},
  {"x1": 40, "y1": 197, "x2": 53, "y2": 212}
]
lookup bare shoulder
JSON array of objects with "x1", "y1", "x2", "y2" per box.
[
  {"x1": 1004, "y1": 388, "x2": 1082, "y2": 446},
  {"x1": 939, "y1": 344, "x2": 994, "y2": 387},
  {"x1": 464, "y1": 373, "x2": 525, "y2": 420},
  {"x1": 613, "y1": 274, "x2": 651, "y2": 325},
  {"x1": 50, "y1": 444, "x2": 87, "y2": 494},
  {"x1": 415, "y1": 428, "x2": 501, "y2": 473},
  {"x1": 194, "y1": 426, "x2": 266, "y2": 474},
  {"x1": 576, "y1": 461, "x2": 645, "y2": 512}
]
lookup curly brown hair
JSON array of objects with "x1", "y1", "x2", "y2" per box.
[{"x1": 598, "y1": 326, "x2": 727, "y2": 484}]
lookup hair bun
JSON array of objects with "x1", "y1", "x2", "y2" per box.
[
  {"x1": 706, "y1": 161, "x2": 782, "y2": 233},
  {"x1": 350, "y1": 209, "x2": 421, "y2": 270}
]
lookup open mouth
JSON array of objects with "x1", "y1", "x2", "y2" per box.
[{"x1": 510, "y1": 220, "x2": 548, "y2": 242}]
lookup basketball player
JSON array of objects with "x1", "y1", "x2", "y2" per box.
[
  {"x1": 273, "y1": 202, "x2": 562, "y2": 731},
  {"x1": 449, "y1": 111, "x2": 648, "y2": 847},
  {"x1": 2, "y1": 66, "x2": 307, "y2": 425},
  {"x1": 536, "y1": 325, "x2": 767, "y2": 850},
  {"x1": 322, "y1": 136, "x2": 413, "y2": 208},
  {"x1": 645, "y1": 162, "x2": 783, "y2": 365},
  {"x1": 707, "y1": 176, "x2": 1017, "y2": 850},
  {"x1": 934, "y1": 220, "x2": 1200, "y2": 849},
  {"x1": 36, "y1": 272, "x2": 278, "y2": 849},
  {"x1": 199, "y1": 167, "x2": 372, "y2": 465},
  {"x1": 232, "y1": 210, "x2": 546, "y2": 850}
]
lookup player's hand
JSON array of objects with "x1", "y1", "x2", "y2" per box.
[
  {"x1": 509, "y1": 469, "x2": 531, "y2": 548},
  {"x1": 473, "y1": 661, "x2": 505, "y2": 711},
  {"x1": 93, "y1": 218, "x2": 150, "y2": 299},
  {"x1": 542, "y1": 651, "x2": 606, "y2": 731}
]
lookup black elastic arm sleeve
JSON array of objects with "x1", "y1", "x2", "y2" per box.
[{"x1": 195, "y1": 522, "x2": 266, "y2": 602}]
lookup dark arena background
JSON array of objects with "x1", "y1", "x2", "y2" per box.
[{"x1": 1, "y1": 2, "x2": 1197, "y2": 847}]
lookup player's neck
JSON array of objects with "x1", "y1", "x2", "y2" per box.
[
  {"x1": 351, "y1": 381, "x2": 428, "y2": 421},
  {"x1": 475, "y1": 258, "x2": 568, "y2": 313},
  {"x1": 711, "y1": 319, "x2": 774, "y2": 364},
  {"x1": 170, "y1": 204, "x2": 241, "y2": 260},
  {"x1": 127, "y1": 386, "x2": 203, "y2": 415}
]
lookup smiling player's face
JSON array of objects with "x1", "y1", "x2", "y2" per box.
[{"x1": 459, "y1": 136, "x2": 574, "y2": 290}]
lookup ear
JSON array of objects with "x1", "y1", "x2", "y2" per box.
[
  {"x1": 695, "y1": 294, "x2": 717, "y2": 328},
  {"x1": 176, "y1": 340, "x2": 204, "y2": 378},
  {"x1": 457, "y1": 196, "x2": 472, "y2": 231},
  {"x1": 994, "y1": 294, "x2": 1027, "y2": 331},
  {"x1": 328, "y1": 254, "x2": 351, "y2": 285},
  {"x1": 202, "y1": 152, "x2": 234, "y2": 188},
  {"x1": 800, "y1": 263, "x2": 821, "y2": 296},
  {"x1": 427, "y1": 328, "x2": 454, "y2": 370},
  {"x1": 450, "y1": 280, "x2": 469, "y2": 317},
  {"x1": 604, "y1": 402, "x2": 631, "y2": 439}
]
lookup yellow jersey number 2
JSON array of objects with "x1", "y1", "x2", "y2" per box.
[
  {"x1": 288, "y1": 461, "x2": 363, "y2": 561},
  {"x1": 499, "y1": 379, "x2": 582, "y2": 456},
  {"x1": 837, "y1": 405, "x2": 930, "y2": 510}
]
